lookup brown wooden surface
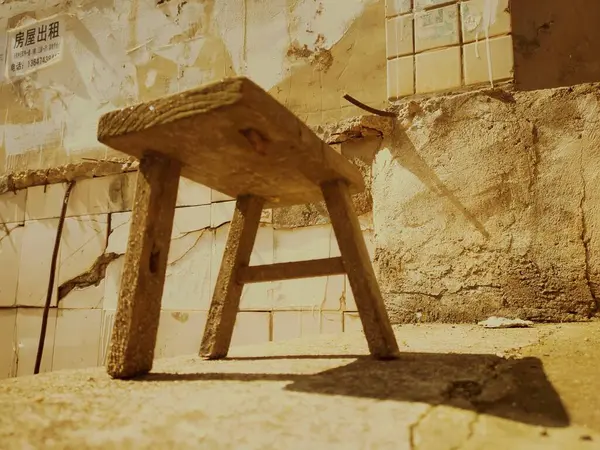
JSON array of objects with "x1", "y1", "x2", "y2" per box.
[
  {"x1": 107, "y1": 153, "x2": 180, "y2": 379},
  {"x1": 200, "y1": 195, "x2": 265, "y2": 359},
  {"x1": 322, "y1": 180, "x2": 400, "y2": 359},
  {"x1": 97, "y1": 77, "x2": 364, "y2": 207},
  {"x1": 238, "y1": 257, "x2": 345, "y2": 284}
]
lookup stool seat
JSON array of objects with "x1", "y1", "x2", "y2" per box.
[{"x1": 97, "y1": 77, "x2": 364, "y2": 207}]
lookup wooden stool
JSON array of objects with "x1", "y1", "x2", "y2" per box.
[{"x1": 97, "y1": 77, "x2": 399, "y2": 379}]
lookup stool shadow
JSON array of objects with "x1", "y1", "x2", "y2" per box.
[{"x1": 141, "y1": 352, "x2": 569, "y2": 428}]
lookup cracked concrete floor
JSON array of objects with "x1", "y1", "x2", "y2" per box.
[{"x1": 0, "y1": 322, "x2": 599, "y2": 449}]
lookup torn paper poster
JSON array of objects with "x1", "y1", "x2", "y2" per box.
[
  {"x1": 478, "y1": 316, "x2": 534, "y2": 329},
  {"x1": 6, "y1": 15, "x2": 65, "y2": 79}
]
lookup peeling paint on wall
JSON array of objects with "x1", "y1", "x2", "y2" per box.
[{"x1": 0, "y1": 0, "x2": 382, "y2": 175}]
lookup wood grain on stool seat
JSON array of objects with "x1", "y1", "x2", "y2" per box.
[{"x1": 97, "y1": 77, "x2": 364, "y2": 208}]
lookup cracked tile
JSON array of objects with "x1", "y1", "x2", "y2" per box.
[
  {"x1": 52, "y1": 309, "x2": 102, "y2": 371},
  {"x1": 66, "y1": 173, "x2": 137, "y2": 218},
  {"x1": 0, "y1": 190, "x2": 26, "y2": 224},
  {"x1": 0, "y1": 309, "x2": 17, "y2": 379},
  {"x1": 163, "y1": 205, "x2": 212, "y2": 310},
  {"x1": 211, "y1": 223, "x2": 274, "y2": 310},
  {"x1": 0, "y1": 222, "x2": 24, "y2": 307},
  {"x1": 25, "y1": 184, "x2": 67, "y2": 221},
  {"x1": 58, "y1": 215, "x2": 109, "y2": 309},
  {"x1": 15, "y1": 308, "x2": 57, "y2": 377},
  {"x1": 211, "y1": 200, "x2": 272, "y2": 228},
  {"x1": 105, "y1": 206, "x2": 213, "y2": 311},
  {"x1": 16, "y1": 219, "x2": 60, "y2": 307},
  {"x1": 106, "y1": 211, "x2": 131, "y2": 254}
]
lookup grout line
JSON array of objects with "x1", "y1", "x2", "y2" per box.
[{"x1": 457, "y1": 0, "x2": 465, "y2": 86}]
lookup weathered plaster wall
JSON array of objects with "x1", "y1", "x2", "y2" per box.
[
  {"x1": 0, "y1": 0, "x2": 386, "y2": 174},
  {"x1": 373, "y1": 83, "x2": 600, "y2": 323}
]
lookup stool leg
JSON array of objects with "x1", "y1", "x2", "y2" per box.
[
  {"x1": 200, "y1": 195, "x2": 264, "y2": 359},
  {"x1": 107, "y1": 152, "x2": 180, "y2": 379},
  {"x1": 321, "y1": 179, "x2": 400, "y2": 359}
]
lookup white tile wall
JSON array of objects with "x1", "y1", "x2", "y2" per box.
[
  {"x1": 0, "y1": 309, "x2": 17, "y2": 379},
  {"x1": 0, "y1": 223, "x2": 23, "y2": 307},
  {"x1": 52, "y1": 309, "x2": 103, "y2": 371},
  {"x1": 15, "y1": 308, "x2": 57, "y2": 376},
  {"x1": 0, "y1": 190, "x2": 27, "y2": 224},
  {"x1": 58, "y1": 215, "x2": 108, "y2": 309},
  {"x1": 16, "y1": 219, "x2": 60, "y2": 307}
]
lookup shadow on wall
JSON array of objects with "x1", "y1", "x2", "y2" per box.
[
  {"x1": 140, "y1": 352, "x2": 569, "y2": 428},
  {"x1": 388, "y1": 125, "x2": 490, "y2": 239}
]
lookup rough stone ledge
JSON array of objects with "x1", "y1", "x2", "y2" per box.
[
  {"x1": 0, "y1": 157, "x2": 139, "y2": 196},
  {"x1": 0, "y1": 116, "x2": 392, "y2": 196}
]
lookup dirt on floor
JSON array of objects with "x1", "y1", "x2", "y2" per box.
[{"x1": 0, "y1": 322, "x2": 598, "y2": 449}]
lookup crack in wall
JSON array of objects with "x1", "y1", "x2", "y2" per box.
[
  {"x1": 0, "y1": 222, "x2": 24, "y2": 244},
  {"x1": 57, "y1": 252, "x2": 123, "y2": 301},
  {"x1": 578, "y1": 145, "x2": 598, "y2": 314}
]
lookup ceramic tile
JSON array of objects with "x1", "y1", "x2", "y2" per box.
[
  {"x1": 163, "y1": 205, "x2": 212, "y2": 310},
  {"x1": 415, "y1": 0, "x2": 456, "y2": 10},
  {"x1": 387, "y1": 56, "x2": 415, "y2": 100},
  {"x1": 106, "y1": 211, "x2": 131, "y2": 254},
  {"x1": 210, "y1": 189, "x2": 234, "y2": 203},
  {"x1": 25, "y1": 183, "x2": 66, "y2": 220},
  {"x1": 66, "y1": 173, "x2": 136, "y2": 218},
  {"x1": 463, "y1": 35, "x2": 514, "y2": 85},
  {"x1": 272, "y1": 310, "x2": 343, "y2": 342},
  {"x1": 0, "y1": 190, "x2": 26, "y2": 224},
  {"x1": 176, "y1": 177, "x2": 211, "y2": 207},
  {"x1": 98, "y1": 309, "x2": 115, "y2": 366},
  {"x1": 386, "y1": 0, "x2": 412, "y2": 17},
  {"x1": 272, "y1": 225, "x2": 344, "y2": 310},
  {"x1": 103, "y1": 258, "x2": 124, "y2": 311},
  {"x1": 211, "y1": 200, "x2": 271, "y2": 228},
  {"x1": 16, "y1": 219, "x2": 59, "y2": 307},
  {"x1": 154, "y1": 311, "x2": 208, "y2": 358},
  {"x1": 416, "y1": 46, "x2": 461, "y2": 93},
  {"x1": 104, "y1": 206, "x2": 213, "y2": 311},
  {"x1": 386, "y1": 15, "x2": 414, "y2": 58},
  {"x1": 211, "y1": 224, "x2": 274, "y2": 310},
  {"x1": 57, "y1": 215, "x2": 108, "y2": 309},
  {"x1": 0, "y1": 223, "x2": 23, "y2": 307},
  {"x1": 461, "y1": 0, "x2": 511, "y2": 43},
  {"x1": 230, "y1": 311, "x2": 271, "y2": 347},
  {"x1": 344, "y1": 312, "x2": 363, "y2": 333},
  {"x1": 344, "y1": 229, "x2": 376, "y2": 311},
  {"x1": 52, "y1": 309, "x2": 102, "y2": 371},
  {"x1": 0, "y1": 309, "x2": 17, "y2": 379},
  {"x1": 210, "y1": 201, "x2": 235, "y2": 228},
  {"x1": 415, "y1": 4, "x2": 460, "y2": 52},
  {"x1": 15, "y1": 308, "x2": 57, "y2": 376}
]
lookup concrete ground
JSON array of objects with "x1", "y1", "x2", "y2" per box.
[{"x1": 0, "y1": 322, "x2": 599, "y2": 449}]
